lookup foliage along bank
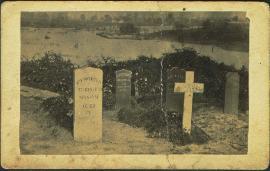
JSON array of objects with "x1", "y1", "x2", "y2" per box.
[{"x1": 21, "y1": 49, "x2": 248, "y2": 133}]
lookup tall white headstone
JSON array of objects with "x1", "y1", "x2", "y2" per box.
[{"x1": 74, "y1": 67, "x2": 103, "y2": 142}]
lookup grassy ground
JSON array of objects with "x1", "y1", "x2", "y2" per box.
[{"x1": 20, "y1": 86, "x2": 248, "y2": 154}]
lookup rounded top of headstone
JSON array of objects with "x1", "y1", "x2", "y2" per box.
[
  {"x1": 226, "y1": 72, "x2": 239, "y2": 79},
  {"x1": 167, "y1": 67, "x2": 186, "y2": 80},
  {"x1": 74, "y1": 66, "x2": 103, "y2": 74},
  {"x1": 168, "y1": 67, "x2": 185, "y2": 72},
  {"x1": 116, "y1": 69, "x2": 132, "y2": 75}
]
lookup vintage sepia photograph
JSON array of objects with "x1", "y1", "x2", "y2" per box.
[
  {"x1": 1, "y1": 1, "x2": 269, "y2": 169},
  {"x1": 20, "y1": 11, "x2": 249, "y2": 154}
]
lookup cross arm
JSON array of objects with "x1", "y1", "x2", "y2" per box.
[{"x1": 174, "y1": 83, "x2": 204, "y2": 93}]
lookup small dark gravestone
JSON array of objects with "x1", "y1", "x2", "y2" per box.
[
  {"x1": 115, "y1": 69, "x2": 132, "y2": 109},
  {"x1": 224, "y1": 72, "x2": 240, "y2": 115},
  {"x1": 166, "y1": 67, "x2": 185, "y2": 113}
]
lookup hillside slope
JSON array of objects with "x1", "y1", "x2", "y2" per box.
[{"x1": 20, "y1": 86, "x2": 248, "y2": 154}]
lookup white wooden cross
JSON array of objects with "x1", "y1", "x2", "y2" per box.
[{"x1": 174, "y1": 71, "x2": 204, "y2": 134}]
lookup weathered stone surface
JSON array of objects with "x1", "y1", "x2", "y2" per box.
[
  {"x1": 224, "y1": 72, "x2": 240, "y2": 115},
  {"x1": 165, "y1": 67, "x2": 185, "y2": 112},
  {"x1": 74, "y1": 67, "x2": 103, "y2": 142},
  {"x1": 115, "y1": 69, "x2": 132, "y2": 109}
]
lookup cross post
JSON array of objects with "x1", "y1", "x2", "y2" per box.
[{"x1": 174, "y1": 71, "x2": 204, "y2": 134}]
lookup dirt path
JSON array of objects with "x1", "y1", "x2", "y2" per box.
[{"x1": 20, "y1": 90, "x2": 173, "y2": 154}]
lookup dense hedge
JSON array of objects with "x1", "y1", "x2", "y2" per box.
[
  {"x1": 21, "y1": 49, "x2": 248, "y2": 132},
  {"x1": 21, "y1": 52, "x2": 74, "y2": 97},
  {"x1": 21, "y1": 50, "x2": 248, "y2": 111},
  {"x1": 91, "y1": 48, "x2": 248, "y2": 111}
]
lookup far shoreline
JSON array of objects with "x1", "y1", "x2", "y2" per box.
[
  {"x1": 21, "y1": 26, "x2": 248, "y2": 53},
  {"x1": 21, "y1": 27, "x2": 249, "y2": 69}
]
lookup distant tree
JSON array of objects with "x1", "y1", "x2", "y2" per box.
[
  {"x1": 154, "y1": 17, "x2": 163, "y2": 26},
  {"x1": 202, "y1": 19, "x2": 212, "y2": 31},
  {"x1": 80, "y1": 14, "x2": 86, "y2": 22},
  {"x1": 122, "y1": 15, "x2": 132, "y2": 23},
  {"x1": 90, "y1": 15, "x2": 98, "y2": 23},
  {"x1": 21, "y1": 13, "x2": 34, "y2": 27},
  {"x1": 104, "y1": 14, "x2": 112, "y2": 23},
  {"x1": 100, "y1": 16, "x2": 105, "y2": 23},
  {"x1": 113, "y1": 16, "x2": 121, "y2": 23},
  {"x1": 215, "y1": 19, "x2": 230, "y2": 41},
  {"x1": 174, "y1": 21, "x2": 184, "y2": 29},
  {"x1": 80, "y1": 14, "x2": 86, "y2": 27},
  {"x1": 232, "y1": 16, "x2": 239, "y2": 21},
  {"x1": 119, "y1": 23, "x2": 138, "y2": 34},
  {"x1": 51, "y1": 13, "x2": 68, "y2": 27},
  {"x1": 166, "y1": 13, "x2": 175, "y2": 25},
  {"x1": 133, "y1": 13, "x2": 139, "y2": 24},
  {"x1": 32, "y1": 13, "x2": 49, "y2": 27},
  {"x1": 202, "y1": 19, "x2": 215, "y2": 40}
]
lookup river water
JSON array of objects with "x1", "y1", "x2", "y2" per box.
[{"x1": 21, "y1": 27, "x2": 248, "y2": 69}]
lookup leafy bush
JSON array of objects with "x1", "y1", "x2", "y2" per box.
[
  {"x1": 117, "y1": 105, "x2": 209, "y2": 145},
  {"x1": 88, "y1": 48, "x2": 248, "y2": 111},
  {"x1": 41, "y1": 95, "x2": 73, "y2": 131},
  {"x1": 162, "y1": 48, "x2": 236, "y2": 101},
  {"x1": 117, "y1": 100, "x2": 146, "y2": 127},
  {"x1": 21, "y1": 52, "x2": 74, "y2": 97},
  {"x1": 103, "y1": 88, "x2": 115, "y2": 110},
  {"x1": 137, "y1": 106, "x2": 185, "y2": 144},
  {"x1": 96, "y1": 48, "x2": 248, "y2": 111},
  {"x1": 140, "y1": 106, "x2": 167, "y2": 137},
  {"x1": 21, "y1": 48, "x2": 248, "y2": 134},
  {"x1": 119, "y1": 23, "x2": 138, "y2": 34}
]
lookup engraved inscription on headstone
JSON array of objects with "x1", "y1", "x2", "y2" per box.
[
  {"x1": 115, "y1": 69, "x2": 132, "y2": 109},
  {"x1": 165, "y1": 67, "x2": 185, "y2": 112},
  {"x1": 224, "y1": 72, "x2": 240, "y2": 115},
  {"x1": 74, "y1": 67, "x2": 103, "y2": 142}
]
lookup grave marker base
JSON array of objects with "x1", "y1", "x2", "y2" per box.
[{"x1": 165, "y1": 111, "x2": 210, "y2": 145}]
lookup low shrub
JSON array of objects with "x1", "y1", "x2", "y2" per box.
[
  {"x1": 140, "y1": 106, "x2": 167, "y2": 137},
  {"x1": 41, "y1": 95, "x2": 73, "y2": 131},
  {"x1": 103, "y1": 84, "x2": 115, "y2": 110},
  {"x1": 117, "y1": 102, "x2": 146, "y2": 128},
  {"x1": 142, "y1": 107, "x2": 186, "y2": 144},
  {"x1": 117, "y1": 104, "x2": 209, "y2": 145}
]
